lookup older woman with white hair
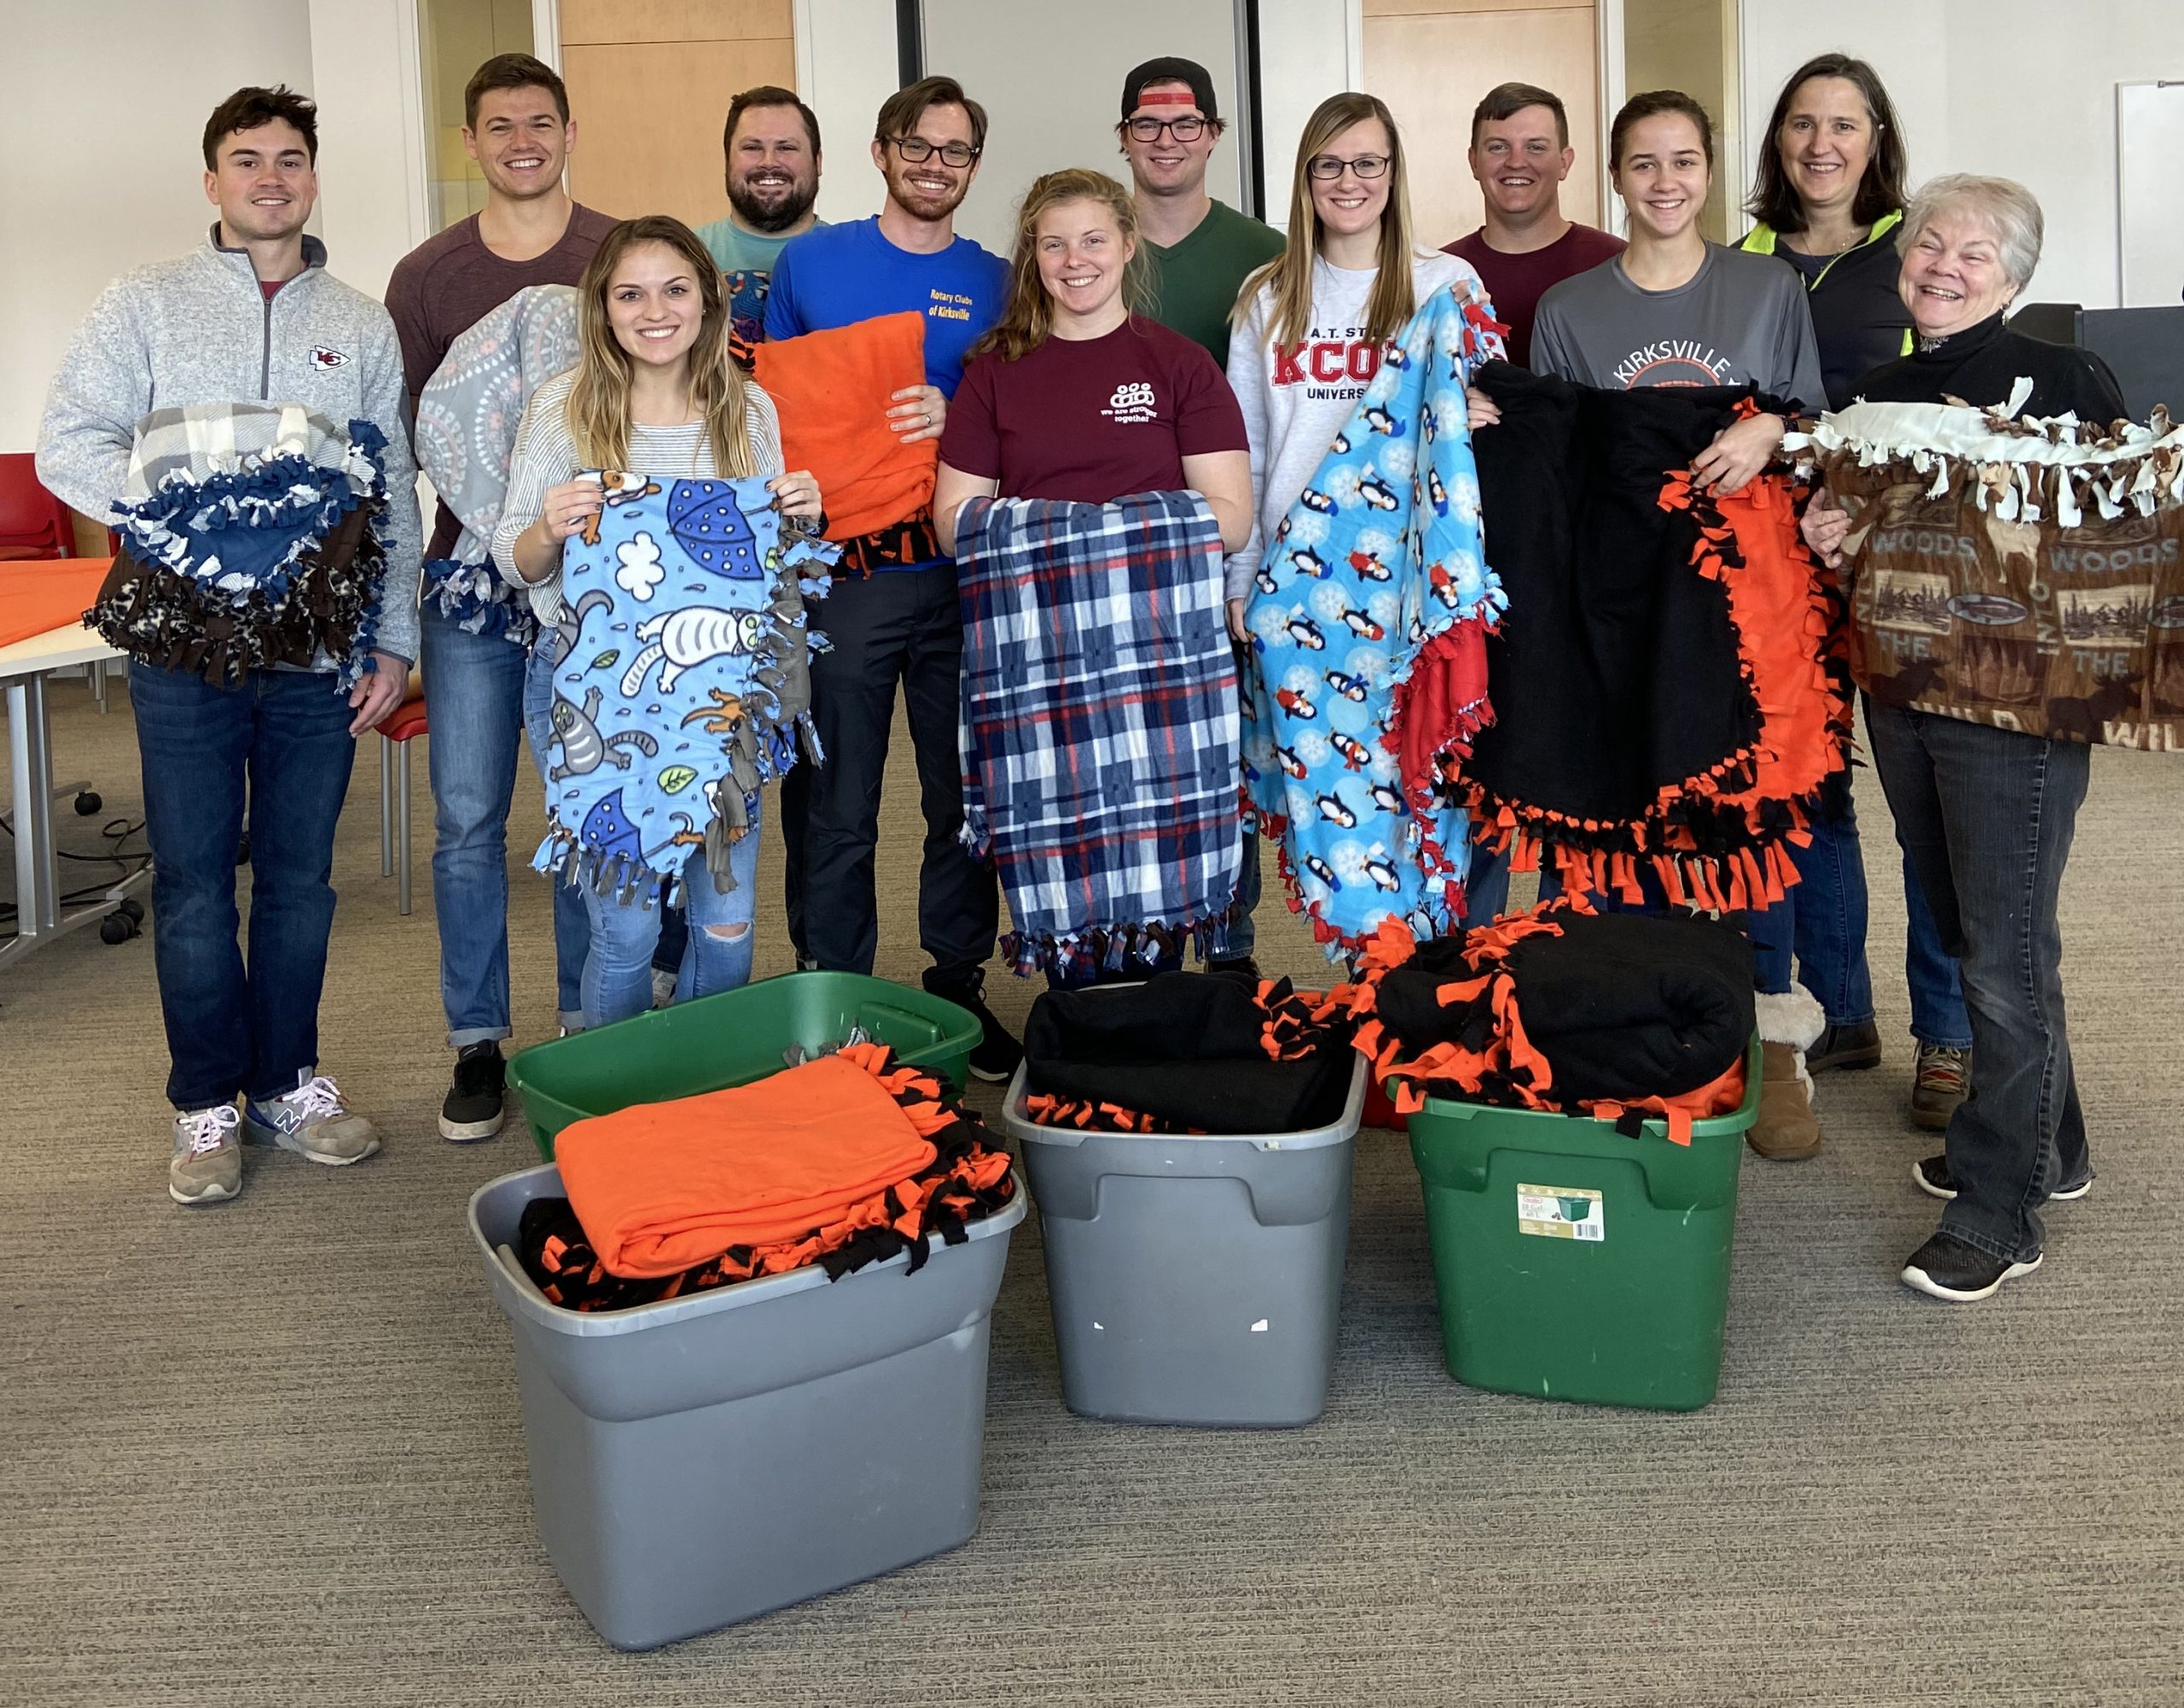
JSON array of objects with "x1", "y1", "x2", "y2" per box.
[{"x1": 1804, "y1": 173, "x2": 2126, "y2": 1304}]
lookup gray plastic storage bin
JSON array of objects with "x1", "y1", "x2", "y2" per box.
[
  {"x1": 468, "y1": 1163, "x2": 1025, "y2": 1649},
  {"x1": 998, "y1": 1055, "x2": 1363, "y2": 1428}
]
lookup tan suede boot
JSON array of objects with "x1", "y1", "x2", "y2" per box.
[{"x1": 1748, "y1": 989, "x2": 1826, "y2": 1160}]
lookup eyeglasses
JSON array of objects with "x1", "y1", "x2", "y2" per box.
[
  {"x1": 1127, "y1": 115, "x2": 1209, "y2": 142},
  {"x1": 886, "y1": 135, "x2": 979, "y2": 168},
  {"x1": 1307, "y1": 153, "x2": 1391, "y2": 181}
]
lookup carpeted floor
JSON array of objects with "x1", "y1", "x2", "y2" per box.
[{"x1": 1, "y1": 673, "x2": 2179, "y2": 1707}]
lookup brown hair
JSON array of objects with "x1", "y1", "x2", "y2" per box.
[
  {"x1": 463, "y1": 53, "x2": 569, "y2": 130},
  {"x1": 1610, "y1": 90, "x2": 1714, "y2": 172},
  {"x1": 1235, "y1": 92, "x2": 1421, "y2": 349},
  {"x1": 564, "y1": 217, "x2": 756, "y2": 479},
  {"x1": 1745, "y1": 54, "x2": 1908, "y2": 234},
  {"x1": 1471, "y1": 82, "x2": 1569, "y2": 149},
  {"x1": 874, "y1": 75, "x2": 988, "y2": 154},
  {"x1": 973, "y1": 170, "x2": 1150, "y2": 363},
  {"x1": 202, "y1": 85, "x2": 317, "y2": 169},
  {"x1": 724, "y1": 84, "x2": 822, "y2": 157}
]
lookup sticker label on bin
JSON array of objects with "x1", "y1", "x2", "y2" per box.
[{"x1": 1518, "y1": 1183, "x2": 1603, "y2": 1241}]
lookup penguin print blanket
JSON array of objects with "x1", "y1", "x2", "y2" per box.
[
  {"x1": 532, "y1": 472, "x2": 837, "y2": 902},
  {"x1": 1240, "y1": 284, "x2": 1506, "y2": 961}
]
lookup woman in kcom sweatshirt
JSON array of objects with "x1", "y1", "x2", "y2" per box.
[{"x1": 1223, "y1": 91, "x2": 1500, "y2": 642}]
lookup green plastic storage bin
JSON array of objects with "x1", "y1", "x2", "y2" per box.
[
  {"x1": 1404, "y1": 1037, "x2": 1762, "y2": 1412},
  {"x1": 508, "y1": 971, "x2": 981, "y2": 1158}
]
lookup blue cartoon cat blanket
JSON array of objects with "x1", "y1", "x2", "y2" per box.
[
  {"x1": 1240, "y1": 285, "x2": 1505, "y2": 961},
  {"x1": 533, "y1": 473, "x2": 837, "y2": 902}
]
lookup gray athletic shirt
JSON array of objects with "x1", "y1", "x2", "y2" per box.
[{"x1": 1530, "y1": 243, "x2": 1826, "y2": 413}]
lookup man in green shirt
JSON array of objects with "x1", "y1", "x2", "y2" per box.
[
  {"x1": 692, "y1": 84, "x2": 828, "y2": 344},
  {"x1": 1117, "y1": 57, "x2": 1283, "y2": 369}
]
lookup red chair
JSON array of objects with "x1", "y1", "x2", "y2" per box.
[
  {"x1": 378, "y1": 688, "x2": 429, "y2": 915},
  {"x1": 0, "y1": 454, "x2": 78, "y2": 561}
]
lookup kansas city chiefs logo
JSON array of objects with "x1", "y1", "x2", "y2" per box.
[{"x1": 309, "y1": 345, "x2": 351, "y2": 369}]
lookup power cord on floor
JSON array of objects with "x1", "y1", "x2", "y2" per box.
[{"x1": 0, "y1": 812, "x2": 153, "y2": 940}]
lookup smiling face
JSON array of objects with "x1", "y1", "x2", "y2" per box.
[
  {"x1": 1310, "y1": 117, "x2": 1393, "y2": 244},
  {"x1": 1035, "y1": 197, "x2": 1133, "y2": 322},
  {"x1": 726, "y1": 102, "x2": 819, "y2": 233},
  {"x1": 1898, "y1": 210, "x2": 2018, "y2": 338},
  {"x1": 1612, "y1": 112, "x2": 1711, "y2": 242},
  {"x1": 604, "y1": 241, "x2": 705, "y2": 369},
  {"x1": 1469, "y1": 105, "x2": 1572, "y2": 222},
  {"x1": 203, "y1": 119, "x2": 317, "y2": 247},
  {"x1": 1775, "y1": 76, "x2": 1873, "y2": 224},
  {"x1": 463, "y1": 84, "x2": 572, "y2": 203},
  {"x1": 873, "y1": 101, "x2": 979, "y2": 224},
  {"x1": 1120, "y1": 79, "x2": 1218, "y2": 200}
]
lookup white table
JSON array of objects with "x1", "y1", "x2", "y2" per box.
[{"x1": 0, "y1": 620, "x2": 145, "y2": 970}]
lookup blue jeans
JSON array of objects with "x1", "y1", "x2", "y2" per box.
[
  {"x1": 130, "y1": 662, "x2": 358, "y2": 1110},
  {"x1": 421, "y1": 603, "x2": 590, "y2": 1044},
  {"x1": 1866, "y1": 703, "x2": 2090, "y2": 1264},
  {"x1": 520, "y1": 643, "x2": 603, "y2": 1031},
  {"x1": 582, "y1": 828, "x2": 760, "y2": 1026}
]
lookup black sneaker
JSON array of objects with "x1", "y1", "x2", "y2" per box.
[
  {"x1": 1806, "y1": 1018, "x2": 1882, "y2": 1072},
  {"x1": 924, "y1": 974, "x2": 1024, "y2": 1084},
  {"x1": 439, "y1": 1042, "x2": 506, "y2": 1142},
  {"x1": 1902, "y1": 1229, "x2": 2042, "y2": 1301},
  {"x1": 1914, "y1": 1153, "x2": 2092, "y2": 1204}
]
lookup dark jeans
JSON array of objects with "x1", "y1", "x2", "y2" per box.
[
  {"x1": 131, "y1": 661, "x2": 358, "y2": 1110},
  {"x1": 781, "y1": 566, "x2": 997, "y2": 984},
  {"x1": 1866, "y1": 702, "x2": 2090, "y2": 1264}
]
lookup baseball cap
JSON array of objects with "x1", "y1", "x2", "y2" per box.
[{"x1": 1119, "y1": 57, "x2": 1220, "y2": 125}]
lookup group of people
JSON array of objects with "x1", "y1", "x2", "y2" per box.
[{"x1": 36, "y1": 44, "x2": 2125, "y2": 1304}]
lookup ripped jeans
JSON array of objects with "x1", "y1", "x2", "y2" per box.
[{"x1": 579, "y1": 830, "x2": 760, "y2": 1028}]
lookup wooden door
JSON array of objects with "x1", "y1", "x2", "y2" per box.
[
  {"x1": 561, "y1": 0, "x2": 798, "y2": 226},
  {"x1": 1362, "y1": 0, "x2": 1602, "y2": 251}
]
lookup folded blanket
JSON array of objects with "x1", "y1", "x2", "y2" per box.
[
  {"x1": 1350, "y1": 898, "x2": 1753, "y2": 1141},
  {"x1": 1459, "y1": 366, "x2": 1851, "y2": 909},
  {"x1": 752, "y1": 311, "x2": 937, "y2": 546},
  {"x1": 1021, "y1": 972, "x2": 1351, "y2": 1136},
  {"x1": 954, "y1": 489, "x2": 1240, "y2": 976},
  {"x1": 1241, "y1": 285, "x2": 1506, "y2": 960},
  {"x1": 2, "y1": 558, "x2": 109, "y2": 649}
]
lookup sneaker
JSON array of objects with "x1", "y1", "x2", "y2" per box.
[
  {"x1": 1207, "y1": 955, "x2": 1263, "y2": 984},
  {"x1": 1911, "y1": 1044, "x2": 1970, "y2": 1130},
  {"x1": 169, "y1": 1104, "x2": 242, "y2": 1205},
  {"x1": 1806, "y1": 1018, "x2": 1882, "y2": 1073},
  {"x1": 243, "y1": 1074, "x2": 382, "y2": 1165},
  {"x1": 1913, "y1": 1153, "x2": 2092, "y2": 1204},
  {"x1": 1901, "y1": 1229, "x2": 2042, "y2": 1301},
  {"x1": 650, "y1": 967, "x2": 678, "y2": 1010},
  {"x1": 439, "y1": 1042, "x2": 507, "y2": 1143},
  {"x1": 925, "y1": 973, "x2": 1024, "y2": 1084}
]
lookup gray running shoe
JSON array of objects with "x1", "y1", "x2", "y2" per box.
[
  {"x1": 170, "y1": 1105, "x2": 242, "y2": 1205},
  {"x1": 243, "y1": 1074, "x2": 381, "y2": 1165},
  {"x1": 1911, "y1": 1044, "x2": 1970, "y2": 1130}
]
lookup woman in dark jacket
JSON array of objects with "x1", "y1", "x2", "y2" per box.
[
  {"x1": 1740, "y1": 53, "x2": 1974, "y2": 1136},
  {"x1": 1803, "y1": 174, "x2": 2127, "y2": 1303}
]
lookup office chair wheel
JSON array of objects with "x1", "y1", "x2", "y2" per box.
[
  {"x1": 73, "y1": 791, "x2": 101, "y2": 816},
  {"x1": 100, "y1": 908, "x2": 142, "y2": 944},
  {"x1": 118, "y1": 898, "x2": 145, "y2": 924}
]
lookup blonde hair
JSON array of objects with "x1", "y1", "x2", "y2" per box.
[
  {"x1": 973, "y1": 169, "x2": 1150, "y2": 363},
  {"x1": 1236, "y1": 92, "x2": 1421, "y2": 349},
  {"x1": 564, "y1": 216, "x2": 756, "y2": 478}
]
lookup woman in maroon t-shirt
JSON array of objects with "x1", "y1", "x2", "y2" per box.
[{"x1": 933, "y1": 168, "x2": 1251, "y2": 549}]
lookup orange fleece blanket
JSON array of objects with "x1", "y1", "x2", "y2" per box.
[
  {"x1": 0, "y1": 558, "x2": 111, "y2": 650},
  {"x1": 752, "y1": 311, "x2": 937, "y2": 543}
]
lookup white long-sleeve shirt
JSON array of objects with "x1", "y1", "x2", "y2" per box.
[
  {"x1": 493, "y1": 369, "x2": 783, "y2": 625},
  {"x1": 1223, "y1": 251, "x2": 1491, "y2": 601}
]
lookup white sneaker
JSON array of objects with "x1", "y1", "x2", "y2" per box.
[
  {"x1": 243, "y1": 1074, "x2": 381, "y2": 1165},
  {"x1": 650, "y1": 967, "x2": 678, "y2": 1010},
  {"x1": 170, "y1": 1104, "x2": 242, "y2": 1205}
]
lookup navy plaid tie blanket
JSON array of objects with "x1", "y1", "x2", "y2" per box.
[{"x1": 954, "y1": 490, "x2": 1242, "y2": 978}]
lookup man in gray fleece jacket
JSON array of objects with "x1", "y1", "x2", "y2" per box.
[{"x1": 37, "y1": 85, "x2": 420, "y2": 1209}]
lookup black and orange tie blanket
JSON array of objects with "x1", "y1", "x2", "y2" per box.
[
  {"x1": 520, "y1": 1043, "x2": 1014, "y2": 1309},
  {"x1": 1345, "y1": 897, "x2": 1753, "y2": 1142},
  {"x1": 1457, "y1": 363, "x2": 1853, "y2": 910}
]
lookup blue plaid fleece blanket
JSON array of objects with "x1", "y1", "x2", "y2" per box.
[
  {"x1": 1241, "y1": 284, "x2": 1506, "y2": 961},
  {"x1": 954, "y1": 491, "x2": 1240, "y2": 978}
]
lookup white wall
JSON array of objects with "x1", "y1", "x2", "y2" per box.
[
  {"x1": 1258, "y1": 0, "x2": 1359, "y2": 231},
  {"x1": 307, "y1": 0, "x2": 432, "y2": 301},
  {"x1": 797, "y1": 0, "x2": 901, "y2": 227},
  {"x1": 1739, "y1": 0, "x2": 2184, "y2": 309}
]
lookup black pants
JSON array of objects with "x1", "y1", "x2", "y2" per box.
[{"x1": 781, "y1": 565, "x2": 998, "y2": 985}]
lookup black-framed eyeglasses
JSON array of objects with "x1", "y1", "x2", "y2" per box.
[
  {"x1": 886, "y1": 135, "x2": 979, "y2": 168},
  {"x1": 1127, "y1": 115, "x2": 1210, "y2": 142},
  {"x1": 1307, "y1": 153, "x2": 1391, "y2": 181}
]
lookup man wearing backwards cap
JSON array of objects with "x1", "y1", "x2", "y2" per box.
[{"x1": 1118, "y1": 56, "x2": 1282, "y2": 979}]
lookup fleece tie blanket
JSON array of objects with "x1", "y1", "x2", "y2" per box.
[
  {"x1": 954, "y1": 489, "x2": 1240, "y2": 977},
  {"x1": 1020, "y1": 972, "x2": 1353, "y2": 1136},
  {"x1": 1457, "y1": 365, "x2": 1852, "y2": 910},
  {"x1": 411, "y1": 282, "x2": 579, "y2": 646},
  {"x1": 0, "y1": 558, "x2": 112, "y2": 649},
  {"x1": 1240, "y1": 284, "x2": 1507, "y2": 961},
  {"x1": 91, "y1": 401, "x2": 392, "y2": 687},
  {"x1": 1791, "y1": 391, "x2": 2184, "y2": 749},
  {"x1": 1345, "y1": 898, "x2": 1754, "y2": 1140},
  {"x1": 546, "y1": 1043, "x2": 1016, "y2": 1288},
  {"x1": 532, "y1": 472, "x2": 836, "y2": 902}
]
